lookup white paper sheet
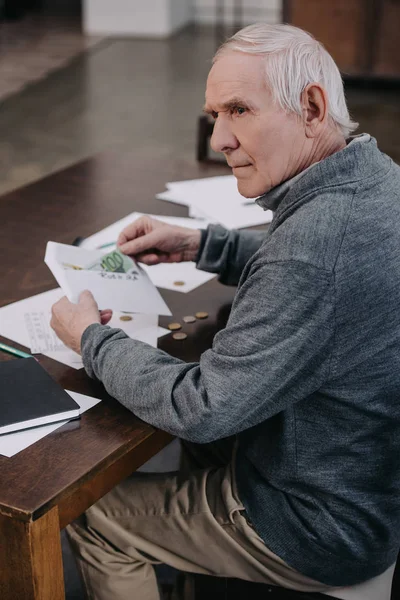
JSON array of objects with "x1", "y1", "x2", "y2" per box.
[
  {"x1": 188, "y1": 206, "x2": 212, "y2": 220},
  {"x1": 0, "y1": 289, "x2": 170, "y2": 369},
  {"x1": 24, "y1": 311, "x2": 66, "y2": 354},
  {"x1": 79, "y1": 212, "x2": 217, "y2": 293},
  {"x1": 157, "y1": 175, "x2": 273, "y2": 230},
  {"x1": 0, "y1": 390, "x2": 101, "y2": 457},
  {"x1": 157, "y1": 326, "x2": 170, "y2": 338},
  {"x1": 140, "y1": 261, "x2": 215, "y2": 293},
  {"x1": 0, "y1": 289, "x2": 83, "y2": 368},
  {"x1": 45, "y1": 242, "x2": 172, "y2": 316}
]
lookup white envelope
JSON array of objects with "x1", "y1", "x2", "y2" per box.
[{"x1": 44, "y1": 242, "x2": 171, "y2": 316}]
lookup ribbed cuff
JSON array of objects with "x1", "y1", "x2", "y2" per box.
[{"x1": 195, "y1": 228, "x2": 209, "y2": 264}]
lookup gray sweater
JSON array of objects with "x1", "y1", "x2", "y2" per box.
[{"x1": 82, "y1": 136, "x2": 400, "y2": 586}]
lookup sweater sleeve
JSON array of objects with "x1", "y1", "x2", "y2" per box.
[
  {"x1": 81, "y1": 259, "x2": 334, "y2": 443},
  {"x1": 196, "y1": 224, "x2": 268, "y2": 285}
]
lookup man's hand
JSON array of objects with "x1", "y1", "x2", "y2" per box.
[
  {"x1": 51, "y1": 290, "x2": 112, "y2": 354},
  {"x1": 117, "y1": 215, "x2": 202, "y2": 265}
]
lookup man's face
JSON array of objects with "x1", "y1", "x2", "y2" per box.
[{"x1": 205, "y1": 52, "x2": 307, "y2": 198}]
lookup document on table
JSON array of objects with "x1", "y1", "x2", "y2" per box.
[
  {"x1": 79, "y1": 212, "x2": 217, "y2": 293},
  {"x1": 45, "y1": 242, "x2": 172, "y2": 315},
  {"x1": 156, "y1": 175, "x2": 273, "y2": 230},
  {"x1": 0, "y1": 390, "x2": 101, "y2": 457},
  {"x1": 0, "y1": 288, "x2": 169, "y2": 369},
  {"x1": 24, "y1": 311, "x2": 66, "y2": 354}
]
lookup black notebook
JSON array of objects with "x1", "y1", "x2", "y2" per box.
[{"x1": 0, "y1": 358, "x2": 80, "y2": 435}]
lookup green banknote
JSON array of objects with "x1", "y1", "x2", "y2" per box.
[{"x1": 86, "y1": 249, "x2": 135, "y2": 273}]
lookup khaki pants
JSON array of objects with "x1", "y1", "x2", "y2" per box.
[{"x1": 67, "y1": 438, "x2": 330, "y2": 600}]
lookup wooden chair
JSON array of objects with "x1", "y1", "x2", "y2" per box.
[{"x1": 196, "y1": 115, "x2": 215, "y2": 162}]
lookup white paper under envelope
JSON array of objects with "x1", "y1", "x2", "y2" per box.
[
  {"x1": 156, "y1": 175, "x2": 273, "y2": 230},
  {"x1": 24, "y1": 311, "x2": 66, "y2": 354},
  {"x1": 44, "y1": 242, "x2": 172, "y2": 316},
  {"x1": 0, "y1": 289, "x2": 169, "y2": 369}
]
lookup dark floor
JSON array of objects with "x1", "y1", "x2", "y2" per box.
[
  {"x1": 2, "y1": 15, "x2": 400, "y2": 600},
  {"x1": 0, "y1": 13, "x2": 102, "y2": 102},
  {"x1": 0, "y1": 24, "x2": 223, "y2": 197},
  {"x1": 62, "y1": 530, "x2": 84, "y2": 599}
]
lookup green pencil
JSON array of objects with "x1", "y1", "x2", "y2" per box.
[
  {"x1": 98, "y1": 241, "x2": 117, "y2": 249},
  {"x1": 0, "y1": 342, "x2": 33, "y2": 359}
]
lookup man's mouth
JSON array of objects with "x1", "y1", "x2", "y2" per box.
[
  {"x1": 231, "y1": 164, "x2": 251, "y2": 170},
  {"x1": 231, "y1": 164, "x2": 252, "y2": 175}
]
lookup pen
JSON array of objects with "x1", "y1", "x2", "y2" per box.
[
  {"x1": 98, "y1": 241, "x2": 117, "y2": 249},
  {"x1": 0, "y1": 342, "x2": 33, "y2": 359},
  {"x1": 72, "y1": 236, "x2": 85, "y2": 247}
]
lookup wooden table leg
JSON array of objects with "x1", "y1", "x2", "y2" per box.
[{"x1": 0, "y1": 506, "x2": 65, "y2": 600}]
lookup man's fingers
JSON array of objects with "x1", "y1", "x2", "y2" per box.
[
  {"x1": 117, "y1": 216, "x2": 157, "y2": 247},
  {"x1": 118, "y1": 229, "x2": 164, "y2": 257},
  {"x1": 51, "y1": 295, "x2": 69, "y2": 316},
  {"x1": 117, "y1": 221, "x2": 142, "y2": 247},
  {"x1": 135, "y1": 252, "x2": 169, "y2": 265},
  {"x1": 79, "y1": 290, "x2": 97, "y2": 307},
  {"x1": 79, "y1": 289, "x2": 94, "y2": 301},
  {"x1": 50, "y1": 296, "x2": 69, "y2": 331},
  {"x1": 100, "y1": 312, "x2": 113, "y2": 325}
]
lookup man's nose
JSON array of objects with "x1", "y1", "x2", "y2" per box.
[{"x1": 210, "y1": 117, "x2": 239, "y2": 154}]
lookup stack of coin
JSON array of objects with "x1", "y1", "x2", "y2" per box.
[{"x1": 168, "y1": 311, "x2": 209, "y2": 341}]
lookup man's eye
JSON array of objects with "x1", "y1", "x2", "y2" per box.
[
  {"x1": 232, "y1": 106, "x2": 246, "y2": 116},
  {"x1": 211, "y1": 111, "x2": 218, "y2": 119}
]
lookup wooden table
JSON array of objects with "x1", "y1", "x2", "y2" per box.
[{"x1": 0, "y1": 151, "x2": 236, "y2": 599}]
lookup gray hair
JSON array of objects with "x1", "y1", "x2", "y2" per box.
[{"x1": 214, "y1": 23, "x2": 358, "y2": 138}]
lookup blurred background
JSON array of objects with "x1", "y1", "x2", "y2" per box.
[
  {"x1": 0, "y1": 0, "x2": 399, "y2": 200},
  {"x1": 0, "y1": 1, "x2": 399, "y2": 598}
]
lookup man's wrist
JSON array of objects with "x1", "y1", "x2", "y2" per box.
[
  {"x1": 182, "y1": 229, "x2": 202, "y2": 262},
  {"x1": 194, "y1": 229, "x2": 208, "y2": 263},
  {"x1": 79, "y1": 322, "x2": 102, "y2": 354}
]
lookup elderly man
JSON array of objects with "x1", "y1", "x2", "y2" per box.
[{"x1": 51, "y1": 23, "x2": 400, "y2": 599}]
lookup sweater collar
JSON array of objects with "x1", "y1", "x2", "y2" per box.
[{"x1": 255, "y1": 134, "x2": 372, "y2": 212}]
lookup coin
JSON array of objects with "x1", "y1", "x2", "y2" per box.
[
  {"x1": 173, "y1": 281, "x2": 185, "y2": 287},
  {"x1": 168, "y1": 322, "x2": 182, "y2": 331},
  {"x1": 172, "y1": 332, "x2": 187, "y2": 340},
  {"x1": 62, "y1": 263, "x2": 83, "y2": 270},
  {"x1": 195, "y1": 311, "x2": 208, "y2": 319},
  {"x1": 119, "y1": 315, "x2": 133, "y2": 321},
  {"x1": 183, "y1": 315, "x2": 196, "y2": 323}
]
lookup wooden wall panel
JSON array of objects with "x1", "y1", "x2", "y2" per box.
[
  {"x1": 288, "y1": 0, "x2": 368, "y2": 74},
  {"x1": 374, "y1": 1, "x2": 400, "y2": 76}
]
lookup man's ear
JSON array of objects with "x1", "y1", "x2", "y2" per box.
[{"x1": 301, "y1": 83, "x2": 329, "y2": 138}]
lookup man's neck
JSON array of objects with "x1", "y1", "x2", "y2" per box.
[{"x1": 295, "y1": 130, "x2": 347, "y2": 176}]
